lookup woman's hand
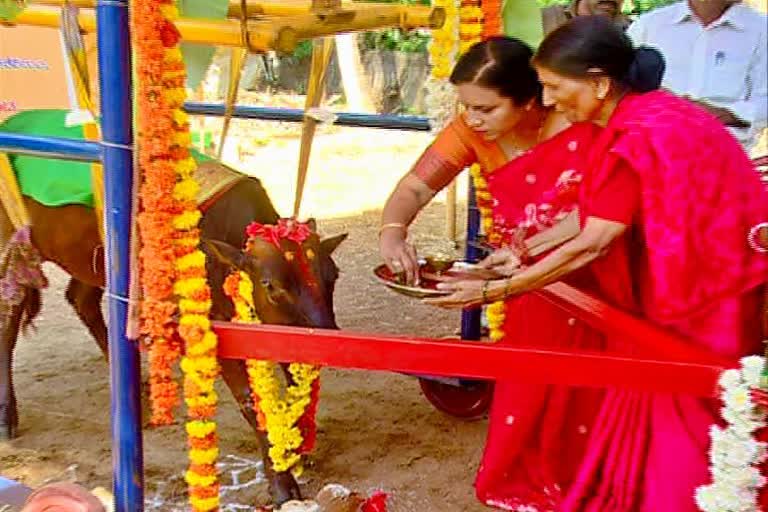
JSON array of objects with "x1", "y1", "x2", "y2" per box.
[
  {"x1": 423, "y1": 279, "x2": 488, "y2": 309},
  {"x1": 478, "y1": 247, "x2": 523, "y2": 276},
  {"x1": 424, "y1": 278, "x2": 513, "y2": 309},
  {"x1": 379, "y1": 227, "x2": 420, "y2": 285}
]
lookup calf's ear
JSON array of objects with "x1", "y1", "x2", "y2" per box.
[
  {"x1": 200, "y1": 239, "x2": 246, "y2": 270},
  {"x1": 320, "y1": 233, "x2": 348, "y2": 256}
]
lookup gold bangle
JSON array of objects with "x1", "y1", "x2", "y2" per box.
[
  {"x1": 379, "y1": 222, "x2": 408, "y2": 237},
  {"x1": 503, "y1": 278, "x2": 513, "y2": 298},
  {"x1": 482, "y1": 280, "x2": 490, "y2": 303}
]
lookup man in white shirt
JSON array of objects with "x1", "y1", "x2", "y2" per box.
[{"x1": 628, "y1": 0, "x2": 767, "y2": 151}]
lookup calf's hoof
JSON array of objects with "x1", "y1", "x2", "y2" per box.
[{"x1": 269, "y1": 471, "x2": 302, "y2": 506}]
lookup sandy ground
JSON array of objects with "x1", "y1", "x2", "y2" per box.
[{"x1": 0, "y1": 122, "x2": 494, "y2": 511}]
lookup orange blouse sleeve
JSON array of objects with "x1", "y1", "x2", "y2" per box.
[{"x1": 410, "y1": 117, "x2": 479, "y2": 191}]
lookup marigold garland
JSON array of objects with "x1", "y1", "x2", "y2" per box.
[
  {"x1": 133, "y1": 0, "x2": 220, "y2": 510},
  {"x1": 481, "y1": 0, "x2": 503, "y2": 38},
  {"x1": 457, "y1": 1, "x2": 506, "y2": 343},
  {"x1": 426, "y1": 0, "x2": 459, "y2": 133},
  {"x1": 223, "y1": 224, "x2": 322, "y2": 477}
]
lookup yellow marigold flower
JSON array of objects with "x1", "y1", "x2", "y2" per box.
[
  {"x1": 185, "y1": 470, "x2": 217, "y2": 488},
  {"x1": 175, "y1": 156, "x2": 196, "y2": 176},
  {"x1": 176, "y1": 250, "x2": 206, "y2": 272},
  {"x1": 179, "y1": 298, "x2": 212, "y2": 315},
  {"x1": 164, "y1": 88, "x2": 187, "y2": 107},
  {"x1": 179, "y1": 313, "x2": 211, "y2": 331},
  {"x1": 173, "y1": 130, "x2": 192, "y2": 148},
  {"x1": 186, "y1": 420, "x2": 217, "y2": 438},
  {"x1": 173, "y1": 178, "x2": 200, "y2": 202},
  {"x1": 189, "y1": 447, "x2": 219, "y2": 466},
  {"x1": 181, "y1": 356, "x2": 219, "y2": 376},
  {"x1": 172, "y1": 210, "x2": 201, "y2": 231},
  {"x1": 159, "y1": 3, "x2": 179, "y2": 19},
  {"x1": 189, "y1": 496, "x2": 220, "y2": 512},
  {"x1": 163, "y1": 48, "x2": 183, "y2": 64},
  {"x1": 187, "y1": 331, "x2": 218, "y2": 357},
  {"x1": 174, "y1": 277, "x2": 207, "y2": 297},
  {"x1": 172, "y1": 109, "x2": 189, "y2": 127}
]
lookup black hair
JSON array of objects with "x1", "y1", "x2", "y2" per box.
[
  {"x1": 534, "y1": 16, "x2": 665, "y2": 93},
  {"x1": 450, "y1": 36, "x2": 542, "y2": 105}
]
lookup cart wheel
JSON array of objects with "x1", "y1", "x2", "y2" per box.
[{"x1": 419, "y1": 378, "x2": 493, "y2": 420}]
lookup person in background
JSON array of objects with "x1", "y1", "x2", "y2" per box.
[
  {"x1": 542, "y1": 0, "x2": 631, "y2": 35},
  {"x1": 627, "y1": 0, "x2": 767, "y2": 152}
]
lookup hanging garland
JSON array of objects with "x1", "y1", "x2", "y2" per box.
[
  {"x1": 481, "y1": 0, "x2": 503, "y2": 38},
  {"x1": 696, "y1": 356, "x2": 768, "y2": 512},
  {"x1": 426, "y1": 0, "x2": 459, "y2": 133},
  {"x1": 223, "y1": 221, "x2": 322, "y2": 477},
  {"x1": 133, "y1": 0, "x2": 221, "y2": 510},
  {"x1": 456, "y1": 2, "x2": 506, "y2": 343}
]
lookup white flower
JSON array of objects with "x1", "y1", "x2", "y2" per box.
[
  {"x1": 698, "y1": 357, "x2": 768, "y2": 512},
  {"x1": 720, "y1": 368, "x2": 745, "y2": 389},
  {"x1": 739, "y1": 356, "x2": 765, "y2": 387}
]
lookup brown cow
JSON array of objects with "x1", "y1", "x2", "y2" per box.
[{"x1": 0, "y1": 156, "x2": 346, "y2": 505}]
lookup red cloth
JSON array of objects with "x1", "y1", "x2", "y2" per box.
[
  {"x1": 475, "y1": 123, "x2": 605, "y2": 511},
  {"x1": 559, "y1": 91, "x2": 768, "y2": 512}
]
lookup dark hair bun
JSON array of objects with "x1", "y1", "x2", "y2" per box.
[{"x1": 625, "y1": 47, "x2": 665, "y2": 93}]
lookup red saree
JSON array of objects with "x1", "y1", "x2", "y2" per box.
[
  {"x1": 474, "y1": 122, "x2": 604, "y2": 511},
  {"x1": 559, "y1": 91, "x2": 768, "y2": 512}
]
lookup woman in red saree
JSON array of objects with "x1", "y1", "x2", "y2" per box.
[
  {"x1": 430, "y1": 16, "x2": 768, "y2": 511},
  {"x1": 378, "y1": 37, "x2": 606, "y2": 509}
]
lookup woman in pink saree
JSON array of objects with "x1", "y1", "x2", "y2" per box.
[{"x1": 429, "y1": 16, "x2": 768, "y2": 511}]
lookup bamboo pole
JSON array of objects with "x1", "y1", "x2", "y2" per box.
[
  {"x1": 293, "y1": 37, "x2": 334, "y2": 218},
  {"x1": 13, "y1": 5, "x2": 442, "y2": 53},
  {"x1": 217, "y1": 47, "x2": 247, "y2": 160},
  {"x1": 30, "y1": 0, "x2": 445, "y2": 28},
  {"x1": 13, "y1": 6, "x2": 290, "y2": 51}
]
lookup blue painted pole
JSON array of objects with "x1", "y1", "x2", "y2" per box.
[
  {"x1": 0, "y1": 133, "x2": 101, "y2": 162},
  {"x1": 461, "y1": 177, "x2": 482, "y2": 341},
  {"x1": 95, "y1": 1, "x2": 144, "y2": 511}
]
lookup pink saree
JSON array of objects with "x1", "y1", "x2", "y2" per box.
[{"x1": 560, "y1": 91, "x2": 768, "y2": 512}]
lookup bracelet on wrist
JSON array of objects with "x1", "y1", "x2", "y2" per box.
[{"x1": 379, "y1": 222, "x2": 408, "y2": 238}]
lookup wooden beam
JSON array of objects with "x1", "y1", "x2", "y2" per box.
[
  {"x1": 213, "y1": 321, "x2": 728, "y2": 397},
  {"x1": 29, "y1": 0, "x2": 444, "y2": 28},
  {"x1": 11, "y1": 4, "x2": 442, "y2": 53}
]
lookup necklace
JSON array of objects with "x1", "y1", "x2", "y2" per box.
[{"x1": 501, "y1": 108, "x2": 550, "y2": 160}]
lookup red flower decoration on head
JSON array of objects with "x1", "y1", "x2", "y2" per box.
[
  {"x1": 277, "y1": 218, "x2": 312, "y2": 245},
  {"x1": 245, "y1": 222, "x2": 281, "y2": 247},
  {"x1": 246, "y1": 219, "x2": 312, "y2": 248}
]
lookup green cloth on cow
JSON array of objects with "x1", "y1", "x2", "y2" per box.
[{"x1": 0, "y1": 109, "x2": 213, "y2": 208}]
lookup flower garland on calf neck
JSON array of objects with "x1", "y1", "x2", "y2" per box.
[
  {"x1": 134, "y1": 1, "x2": 221, "y2": 510},
  {"x1": 223, "y1": 220, "x2": 322, "y2": 477}
]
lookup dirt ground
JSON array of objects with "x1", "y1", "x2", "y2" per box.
[{"x1": 0, "y1": 122, "x2": 495, "y2": 511}]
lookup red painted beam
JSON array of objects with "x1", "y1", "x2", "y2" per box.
[
  {"x1": 536, "y1": 283, "x2": 731, "y2": 365},
  {"x1": 213, "y1": 322, "x2": 728, "y2": 397}
]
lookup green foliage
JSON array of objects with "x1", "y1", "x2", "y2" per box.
[{"x1": 362, "y1": 29, "x2": 431, "y2": 53}]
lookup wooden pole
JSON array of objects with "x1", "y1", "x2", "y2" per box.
[
  {"x1": 293, "y1": 37, "x2": 334, "y2": 218},
  {"x1": 30, "y1": 0, "x2": 445, "y2": 27},
  {"x1": 217, "y1": 47, "x2": 247, "y2": 160}
]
